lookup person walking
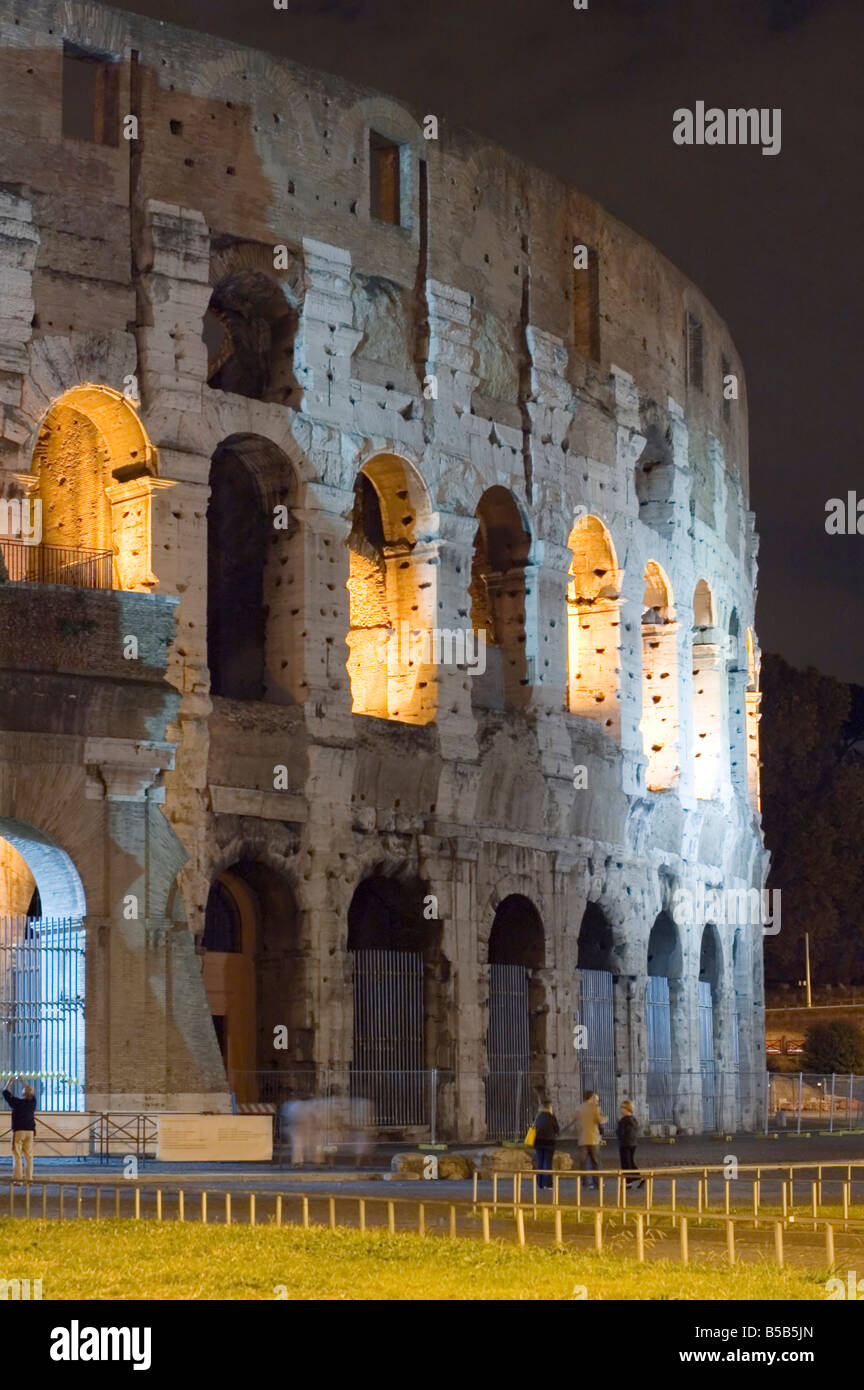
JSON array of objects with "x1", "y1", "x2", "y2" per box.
[
  {"x1": 531, "y1": 1101, "x2": 559, "y2": 1191},
  {"x1": 616, "y1": 1100, "x2": 643, "y2": 1188},
  {"x1": 572, "y1": 1090, "x2": 606, "y2": 1191},
  {"x1": 3, "y1": 1075, "x2": 36, "y2": 1183}
]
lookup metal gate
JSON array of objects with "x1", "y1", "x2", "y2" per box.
[
  {"x1": 350, "y1": 949, "x2": 424, "y2": 1126},
  {"x1": 699, "y1": 979, "x2": 717, "y2": 1132},
  {"x1": 575, "y1": 968, "x2": 616, "y2": 1129},
  {"x1": 485, "y1": 962, "x2": 532, "y2": 1138},
  {"x1": 646, "y1": 975, "x2": 673, "y2": 1123},
  {"x1": 0, "y1": 916, "x2": 85, "y2": 1111}
]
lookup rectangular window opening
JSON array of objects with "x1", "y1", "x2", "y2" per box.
[
  {"x1": 687, "y1": 313, "x2": 704, "y2": 391},
  {"x1": 62, "y1": 42, "x2": 120, "y2": 147},
  {"x1": 572, "y1": 242, "x2": 600, "y2": 361},
  {"x1": 370, "y1": 130, "x2": 403, "y2": 226}
]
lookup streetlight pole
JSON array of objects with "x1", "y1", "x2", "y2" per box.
[{"x1": 804, "y1": 932, "x2": 812, "y2": 1008}]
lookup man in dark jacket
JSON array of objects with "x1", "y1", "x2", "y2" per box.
[
  {"x1": 533, "y1": 1101, "x2": 559, "y2": 1191},
  {"x1": 3, "y1": 1075, "x2": 36, "y2": 1182},
  {"x1": 616, "y1": 1100, "x2": 643, "y2": 1188}
]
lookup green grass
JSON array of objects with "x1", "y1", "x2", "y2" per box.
[{"x1": 0, "y1": 1219, "x2": 834, "y2": 1300}]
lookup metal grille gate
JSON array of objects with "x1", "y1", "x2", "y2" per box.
[
  {"x1": 350, "y1": 949, "x2": 424, "y2": 1126},
  {"x1": 485, "y1": 962, "x2": 532, "y2": 1139},
  {"x1": 646, "y1": 974, "x2": 673, "y2": 1123},
  {"x1": 698, "y1": 980, "x2": 717, "y2": 1132},
  {"x1": 575, "y1": 968, "x2": 616, "y2": 1129},
  {"x1": 0, "y1": 916, "x2": 85, "y2": 1111}
]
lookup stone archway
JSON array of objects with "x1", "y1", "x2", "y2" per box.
[{"x1": 485, "y1": 894, "x2": 545, "y2": 1139}]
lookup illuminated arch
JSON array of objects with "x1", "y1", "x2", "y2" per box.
[
  {"x1": 691, "y1": 578, "x2": 723, "y2": 800},
  {"x1": 470, "y1": 486, "x2": 530, "y2": 711},
  {"x1": 745, "y1": 628, "x2": 762, "y2": 811},
  {"x1": 640, "y1": 562, "x2": 679, "y2": 790},
  {"x1": 20, "y1": 385, "x2": 170, "y2": 591},
  {"x1": 346, "y1": 453, "x2": 437, "y2": 724},
  {"x1": 566, "y1": 515, "x2": 621, "y2": 735}
]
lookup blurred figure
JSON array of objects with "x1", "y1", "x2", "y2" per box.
[
  {"x1": 532, "y1": 1100, "x2": 560, "y2": 1191},
  {"x1": 3, "y1": 1075, "x2": 36, "y2": 1183},
  {"x1": 572, "y1": 1089, "x2": 606, "y2": 1191},
  {"x1": 616, "y1": 1100, "x2": 643, "y2": 1188}
]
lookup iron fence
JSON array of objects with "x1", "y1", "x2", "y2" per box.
[
  {"x1": 766, "y1": 1072, "x2": 864, "y2": 1132},
  {"x1": 0, "y1": 916, "x2": 85, "y2": 1111},
  {"x1": 0, "y1": 539, "x2": 113, "y2": 589}
]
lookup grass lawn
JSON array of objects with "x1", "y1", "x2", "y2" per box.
[{"x1": 0, "y1": 1218, "x2": 834, "y2": 1300}]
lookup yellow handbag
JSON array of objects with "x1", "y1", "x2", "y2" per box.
[{"x1": 524, "y1": 1125, "x2": 536, "y2": 1147}]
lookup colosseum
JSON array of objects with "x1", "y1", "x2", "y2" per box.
[{"x1": 0, "y1": 0, "x2": 767, "y2": 1139}]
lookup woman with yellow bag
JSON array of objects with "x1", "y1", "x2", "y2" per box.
[{"x1": 527, "y1": 1101, "x2": 559, "y2": 1191}]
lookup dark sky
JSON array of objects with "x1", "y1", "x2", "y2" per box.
[{"x1": 106, "y1": 0, "x2": 863, "y2": 684}]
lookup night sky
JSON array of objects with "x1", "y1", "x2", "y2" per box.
[{"x1": 106, "y1": 0, "x2": 863, "y2": 684}]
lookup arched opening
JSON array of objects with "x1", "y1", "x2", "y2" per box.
[
  {"x1": 727, "y1": 610, "x2": 747, "y2": 797},
  {"x1": 204, "y1": 268, "x2": 299, "y2": 404},
  {"x1": 346, "y1": 455, "x2": 437, "y2": 724},
  {"x1": 641, "y1": 562, "x2": 680, "y2": 790},
  {"x1": 485, "y1": 895, "x2": 545, "y2": 1138},
  {"x1": 732, "y1": 929, "x2": 751, "y2": 1128},
  {"x1": 745, "y1": 628, "x2": 762, "y2": 811},
  {"x1": 698, "y1": 923, "x2": 723, "y2": 1132},
  {"x1": 200, "y1": 860, "x2": 305, "y2": 1106},
  {"x1": 8, "y1": 385, "x2": 163, "y2": 591},
  {"x1": 206, "y1": 434, "x2": 298, "y2": 703},
  {"x1": 469, "y1": 487, "x2": 531, "y2": 711},
  {"x1": 575, "y1": 903, "x2": 617, "y2": 1126},
  {"x1": 566, "y1": 516, "x2": 621, "y2": 736},
  {"x1": 0, "y1": 819, "x2": 86, "y2": 1111},
  {"x1": 347, "y1": 873, "x2": 444, "y2": 1127},
  {"x1": 646, "y1": 910, "x2": 682, "y2": 1126},
  {"x1": 692, "y1": 578, "x2": 724, "y2": 800}
]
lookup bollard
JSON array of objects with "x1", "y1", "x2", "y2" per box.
[
  {"x1": 671, "y1": 1178, "x2": 677, "y2": 1227},
  {"x1": 418, "y1": 1203, "x2": 425, "y2": 1238},
  {"x1": 594, "y1": 1212, "x2": 603, "y2": 1253},
  {"x1": 276, "y1": 1193, "x2": 282, "y2": 1228},
  {"x1": 825, "y1": 1223, "x2": 835, "y2": 1268},
  {"x1": 843, "y1": 1182, "x2": 850, "y2": 1226},
  {"x1": 449, "y1": 1205, "x2": 457, "y2": 1239},
  {"x1": 576, "y1": 1175, "x2": 582, "y2": 1217},
  {"x1": 41, "y1": 1185, "x2": 47, "y2": 1220},
  {"x1": 493, "y1": 1172, "x2": 499, "y2": 1214},
  {"x1": 680, "y1": 1216, "x2": 689, "y2": 1265},
  {"x1": 472, "y1": 1171, "x2": 478, "y2": 1206},
  {"x1": 782, "y1": 1182, "x2": 788, "y2": 1220},
  {"x1": 178, "y1": 1189, "x2": 185, "y2": 1223},
  {"x1": 303, "y1": 1195, "x2": 310, "y2": 1230},
  {"x1": 387, "y1": 1200, "x2": 395, "y2": 1235},
  {"x1": 248, "y1": 1192, "x2": 254, "y2": 1227},
  {"x1": 331, "y1": 1196, "x2": 338, "y2": 1232},
  {"x1": 724, "y1": 1181, "x2": 731, "y2": 1216},
  {"x1": 553, "y1": 1173, "x2": 559, "y2": 1207},
  {"x1": 77, "y1": 1186, "x2": 82, "y2": 1219},
  {"x1": 554, "y1": 1208, "x2": 563, "y2": 1248},
  {"x1": 635, "y1": 1214, "x2": 645, "y2": 1263},
  {"x1": 515, "y1": 1206, "x2": 526, "y2": 1247},
  {"x1": 482, "y1": 1207, "x2": 491, "y2": 1243},
  {"x1": 774, "y1": 1221, "x2": 784, "y2": 1266},
  {"x1": 201, "y1": 1191, "x2": 207, "y2": 1224},
  {"x1": 95, "y1": 1187, "x2": 101, "y2": 1221},
  {"x1": 58, "y1": 1185, "x2": 63, "y2": 1221},
  {"x1": 135, "y1": 1187, "x2": 141, "y2": 1220},
  {"x1": 726, "y1": 1219, "x2": 735, "y2": 1265},
  {"x1": 224, "y1": 1192, "x2": 230, "y2": 1226},
  {"x1": 357, "y1": 1197, "x2": 365, "y2": 1234},
  {"x1": 25, "y1": 1185, "x2": 31, "y2": 1220},
  {"x1": 114, "y1": 1186, "x2": 120, "y2": 1218},
  {"x1": 811, "y1": 1182, "x2": 818, "y2": 1223}
]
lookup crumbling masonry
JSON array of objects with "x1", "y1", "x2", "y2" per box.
[{"x1": 0, "y1": 0, "x2": 767, "y2": 1136}]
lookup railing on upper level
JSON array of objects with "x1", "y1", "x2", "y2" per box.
[{"x1": 0, "y1": 540, "x2": 114, "y2": 589}]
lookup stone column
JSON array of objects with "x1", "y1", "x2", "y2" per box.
[
  {"x1": 0, "y1": 190, "x2": 39, "y2": 472},
  {"x1": 137, "y1": 201, "x2": 211, "y2": 417}
]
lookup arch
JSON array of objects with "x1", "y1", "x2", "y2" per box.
[
  {"x1": 204, "y1": 265, "x2": 299, "y2": 404},
  {"x1": 470, "y1": 487, "x2": 531, "y2": 711},
  {"x1": 691, "y1": 579, "x2": 723, "y2": 800},
  {"x1": 16, "y1": 385, "x2": 163, "y2": 591},
  {"x1": 640, "y1": 562, "x2": 679, "y2": 790},
  {"x1": 646, "y1": 909, "x2": 682, "y2": 1126},
  {"x1": 577, "y1": 901, "x2": 615, "y2": 972},
  {"x1": 698, "y1": 923, "x2": 723, "y2": 1130},
  {"x1": 698, "y1": 922, "x2": 723, "y2": 999},
  {"x1": 347, "y1": 871, "x2": 444, "y2": 1127},
  {"x1": 200, "y1": 860, "x2": 304, "y2": 1104},
  {"x1": 647, "y1": 909, "x2": 682, "y2": 978},
  {"x1": 346, "y1": 454, "x2": 437, "y2": 724},
  {"x1": 486, "y1": 895, "x2": 545, "y2": 1137},
  {"x1": 0, "y1": 817, "x2": 86, "y2": 920},
  {"x1": 566, "y1": 515, "x2": 621, "y2": 735},
  {"x1": 207, "y1": 434, "x2": 298, "y2": 703},
  {"x1": 576, "y1": 902, "x2": 617, "y2": 1125},
  {"x1": 745, "y1": 628, "x2": 762, "y2": 811}
]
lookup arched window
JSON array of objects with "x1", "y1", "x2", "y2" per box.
[
  {"x1": 641, "y1": 563, "x2": 679, "y2": 790},
  {"x1": 470, "y1": 487, "x2": 530, "y2": 711},
  {"x1": 698, "y1": 923, "x2": 723, "y2": 1132},
  {"x1": 12, "y1": 385, "x2": 166, "y2": 591},
  {"x1": 691, "y1": 579, "x2": 724, "y2": 800},
  {"x1": 575, "y1": 903, "x2": 617, "y2": 1125},
  {"x1": 206, "y1": 434, "x2": 298, "y2": 703},
  {"x1": 646, "y1": 910, "x2": 682, "y2": 1125},
  {"x1": 204, "y1": 268, "x2": 299, "y2": 404},
  {"x1": 486, "y1": 895, "x2": 545, "y2": 1138},
  {"x1": 566, "y1": 516, "x2": 621, "y2": 735},
  {"x1": 346, "y1": 454, "x2": 436, "y2": 724}
]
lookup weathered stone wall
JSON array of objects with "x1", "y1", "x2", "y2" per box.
[{"x1": 0, "y1": 0, "x2": 767, "y2": 1130}]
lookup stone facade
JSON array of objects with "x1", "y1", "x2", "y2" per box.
[{"x1": 0, "y1": 0, "x2": 767, "y2": 1134}]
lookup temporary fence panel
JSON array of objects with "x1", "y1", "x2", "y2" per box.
[
  {"x1": 646, "y1": 975, "x2": 673, "y2": 1124},
  {"x1": 485, "y1": 962, "x2": 532, "y2": 1139},
  {"x1": 698, "y1": 980, "x2": 717, "y2": 1132},
  {"x1": 575, "y1": 968, "x2": 617, "y2": 1131},
  {"x1": 0, "y1": 916, "x2": 85, "y2": 1111},
  {"x1": 350, "y1": 949, "x2": 425, "y2": 1126}
]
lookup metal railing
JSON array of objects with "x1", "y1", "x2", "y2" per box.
[{"x1": 0, "y1": 539, "x2": 113, "y2": 589}]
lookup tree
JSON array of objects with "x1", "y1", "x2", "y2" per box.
[{"x1": 801, "y1": 1020, "x2": 864, "y2": 1074}]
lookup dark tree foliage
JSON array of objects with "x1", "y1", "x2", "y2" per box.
[
  {"x1": 761, "y1": 655, "x2": 864, "y2": 985},
  {"x1": 801, "y1": 1020, "x2": 864, "y2": 1074}
]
